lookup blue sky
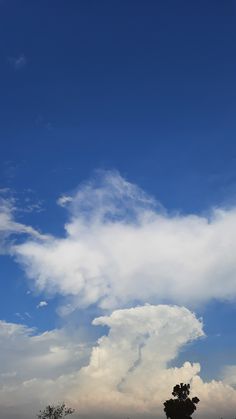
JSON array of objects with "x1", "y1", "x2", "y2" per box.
[{"x1": 1, "y1": 1, "x2": 236, "y2": 418}]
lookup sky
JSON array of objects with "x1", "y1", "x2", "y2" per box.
[{"x1": 1, "y1": 1, "x2": 236, "y2": 418}]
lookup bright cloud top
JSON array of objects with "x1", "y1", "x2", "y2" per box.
[{"x1": 12, "y1": 171, "x2": 236, "y2": 310}]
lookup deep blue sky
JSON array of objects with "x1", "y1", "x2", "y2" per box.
[
  {"x1": 1, "y1": 0, "x2": 236, "y2": 384},
  {"x1": 1, "y1": 0, "x2": 236, "y2": 214}
]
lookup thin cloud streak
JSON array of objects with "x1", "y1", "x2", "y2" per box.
[
  {"x1": 8, "y1": 54, "x2": 26, "y2": 70},
  {"x1": 0, "y1": 194, "x2": 50, "y2": 253}
]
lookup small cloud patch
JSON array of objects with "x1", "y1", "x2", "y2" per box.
[
  {"x1": 57, "y1": 195, "x2": 73, "y2": 207},
  {"x1": 37, "y1": 301, "x2": 48, "y2": 309}
]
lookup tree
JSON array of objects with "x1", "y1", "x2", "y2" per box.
[
  {"x1": 37, "y1": 403, "x2": 74, "y2": 419},
  {"x1": 163, "y1": 383, "x2": 199, "y2": 419}
]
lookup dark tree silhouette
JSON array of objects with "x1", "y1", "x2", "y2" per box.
[
  {"x1": 163, "y1": 383, "x2": 199, "y2": 419},
  {"x1": 37, "y1": 403, "x2": 74, "y2": 419}
]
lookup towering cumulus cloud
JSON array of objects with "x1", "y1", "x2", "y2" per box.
[
  {"x1": 0, "y1": 305, "x2": 236, "y2": 419},
  {"x1": 1, "y1": 171, "x2": 236, "y2": 418},
  {"x1": 72, "y1": 305, "x2": 204, "y2": 414}
]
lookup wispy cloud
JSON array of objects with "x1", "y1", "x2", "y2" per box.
[
  {"x1": 15, "y1": 311, "x2": 32, "y2": 321},
  {"x1": 0, "y1": 191, "x2": 49, "y2": 254},
  {"x1": 8, "y1": 54, "x2": 27, "y2": 70}
]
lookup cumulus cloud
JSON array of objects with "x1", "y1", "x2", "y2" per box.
[
  {"x1": 71, "y1": 304, "x2": 204, "y2": 415},
  {"x1": 11, "y1": 171, "x2": 236, "y2": 310},
  {"x1": 222, "y1": 365, "x2": 236, "y2": 386},
  {"x1": 0, "y1": 305, "x2": 236, "y2": 419}
]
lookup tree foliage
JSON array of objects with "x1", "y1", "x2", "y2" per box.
[
  {"x1": 163, "y1": 383, "x2": 199, "y2": 419},
  {"x1": 37, "y1": 403, "x2": 74, "y2": 419}
]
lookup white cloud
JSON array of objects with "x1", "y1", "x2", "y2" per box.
[
  {"x1": 222, "y1": 365, "x2": 236, "y2": 386},
  {"x1": 11, "y1": 171, "x2": 236, "y2": 310},
  {"x1": 0, "y1": 320, "x2": 89, "y2": 385},
  {"x1": 0, "y1": 319, "x2": 91, "y2": 416},
  {"x1": 57, "y1": 195, "x2": 73, "y2": 207},
  {"x1": 37, "y1": 301, "x2": 48, "y2": 309},
  {"x1": 70, "y1": 304, "x2": 204, "y2": 415},
  {"x1": 2, "y1": 172, "x2": 236, "y2": 417},
  {"x1": 0, "y1": 305, "x2": 236, "y2": 418}
]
